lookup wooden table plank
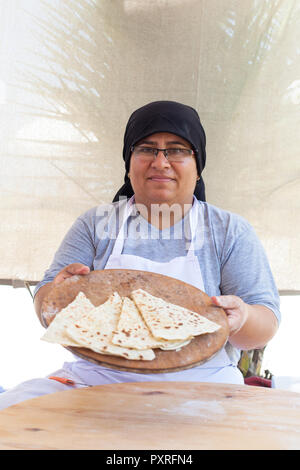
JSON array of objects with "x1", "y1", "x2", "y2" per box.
[{"x1": 0, "y1": 382, "x2": 300, "y2": 450}]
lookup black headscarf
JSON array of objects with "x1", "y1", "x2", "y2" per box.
[{"x1": 112, "y1": 100, "x2": 206, "y2": 202}]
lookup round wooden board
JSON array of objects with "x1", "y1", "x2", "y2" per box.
[{"x1": 41, "y1": 269, "x2": 229, "y2": 373}]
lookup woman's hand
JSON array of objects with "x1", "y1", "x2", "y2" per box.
[
  {"x1": 211, "y1": 295, "x2": 278, "y2": 350},
  {"x1": 53, "y1": 263, "x2": 90, "y2": 285},
  {"x1": 34, "y1": 263, "x2": 90, "y2": 326},
  {"x1": 211, "y1": 295, "x2": 248, "y2": 336}
]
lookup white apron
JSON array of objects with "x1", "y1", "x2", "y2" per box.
[{"x1": 66, "y1": 196, "x2": 244, "y2": 386}]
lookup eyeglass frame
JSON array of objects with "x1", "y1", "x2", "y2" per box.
[{"x1": 130, "y1": 145, "x2": 198, "y2": 162}]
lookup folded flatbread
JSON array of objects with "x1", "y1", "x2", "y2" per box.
[
  {"x1": 41, "y1": 291, "x2": 95, "y2": 347},
  {"x1": 42, "y1": 288, "x2": 220, "y2": 362},
  {"x1": 112, "y1": 296, "x2": 191, "y2": 350},
  {"x1": 42, "y1": 291, "x2": 155, "y2": 361},
  {"x1": 131, "y1": 289, "x2": 220, "y2": 341}
]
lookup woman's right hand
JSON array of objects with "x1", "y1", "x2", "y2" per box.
[
  {"x1": 53, "y1": 263, "x2": 90, "y2": 285},
  {"x1": 35, "y1": 263, "x2": 90, "y2": 326}
]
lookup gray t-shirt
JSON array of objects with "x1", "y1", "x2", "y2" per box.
[
  {"x1": 35, "y1": 199, "x2": 280, "y2": 364},
  {"x1": 35, "y1": 200, "x2": 280, "y2": 313}
]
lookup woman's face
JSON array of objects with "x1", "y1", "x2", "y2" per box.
[{"x1": 129, "y1": 132, "x2": 198, "y2": 209}]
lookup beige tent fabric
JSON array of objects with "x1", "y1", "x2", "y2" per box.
[{"x1": 0, "y1": 0, "x2": 299, "y2": 291}]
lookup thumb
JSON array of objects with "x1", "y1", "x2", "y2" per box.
[
  {"x1": 211, "y1": 295, "x2": 240, "y2": 309},
  {"x1": 67, "y1": 263, "x2": 90, "y2": 275},
  {"x1": 76, "y1": 266, "x2": 90, "y2": 274},
  {"x1": 211, "y1": 296, "x2": 221, "y2": 306}
]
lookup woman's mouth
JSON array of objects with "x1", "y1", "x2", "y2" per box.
[{"x1": 148, "y1": 176, "x2": 174, "y2": 182}]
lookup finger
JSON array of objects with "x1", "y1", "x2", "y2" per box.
[
  {"x1": 211, "y1": 296, "x2": 220, "y2": 306},
  {"x1": 211, "y1": 295, "x2": 241, "y2": 309},
  {"x1": 54, "y1": 264, "x2": 90, "y2": 285},
  {"x1": 53, "y1": 271, "x2": 72, "y2": 285},
  {"x1": 65, "y1": 263, "x2": 90, "y2": 275}
]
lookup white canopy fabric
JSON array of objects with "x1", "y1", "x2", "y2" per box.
[{"x1": 0, "y1": 0, "x2": 299, "y2": 292}]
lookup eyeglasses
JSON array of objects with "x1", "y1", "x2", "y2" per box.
[{"x1": 131, "y1": 146, "x2": 196, "y2": 163}]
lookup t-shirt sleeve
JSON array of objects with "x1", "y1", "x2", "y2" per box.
[
  {"x1": 33, "y1": 213, "x2": 96, "y2": 297},
  {"x1": 220, "y1": 222, "x2": 281, "y2": 324}
]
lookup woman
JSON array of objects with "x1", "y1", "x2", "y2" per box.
[{"x1": 0, "y1": 101, "x2": 280, "y2": 409}]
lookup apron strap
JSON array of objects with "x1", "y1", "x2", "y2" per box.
[{"x1": 110, "y1": 196, "x2": 135, "y2": 256}]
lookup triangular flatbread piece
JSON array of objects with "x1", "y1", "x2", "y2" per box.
[
  {"x1": 65, "y1": 292, "x2": 155, "y2": 360},
  {"x1": 131, "y1": 289, "x2": 220, "y2": 341},
  {"x1": 112, "y1": 297, "x2": 191, "y2": 350},
  {"x1": 41, "y1": 291, "x2": 95, "y2": 347}
]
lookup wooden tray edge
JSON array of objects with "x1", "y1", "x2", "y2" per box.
[{"x1": 63, "y1": 336, "x2": 228, "y2": 374}]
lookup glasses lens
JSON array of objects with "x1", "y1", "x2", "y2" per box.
[
  {"x1": 133, "y1": 147, "x2": 156, "y2": 160},
  {"x1": 166, "y1": 148, "x2": 193, "y2": 162}
]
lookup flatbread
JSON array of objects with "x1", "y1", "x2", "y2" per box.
[
  {"x1": 42, "y1": 288, "x2": 220, "y2": 362},
  {"x1": 131, "y1": 288, "x2": 220, "y2": 341},
  {"x1": 57, "y1": 292, "x2": 155, "y2": 361},
  {"x1": 112, "y1": 296, "x2": 191, "y2": 351},
  {"x1": 41, "y1": 291, "x2": 95, "y2": 347}
]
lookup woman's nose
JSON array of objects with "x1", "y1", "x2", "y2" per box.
[{"x1": 151, "y1": 150, "x2": 171, "y2": 169}]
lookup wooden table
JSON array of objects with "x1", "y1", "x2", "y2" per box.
[{"x1": 0, "y1": 381, "x2": 300, "y2": 450}]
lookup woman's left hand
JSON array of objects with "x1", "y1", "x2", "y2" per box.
[{"x1": 211, "y1": 295, "x2": 249, "y2": 337}]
